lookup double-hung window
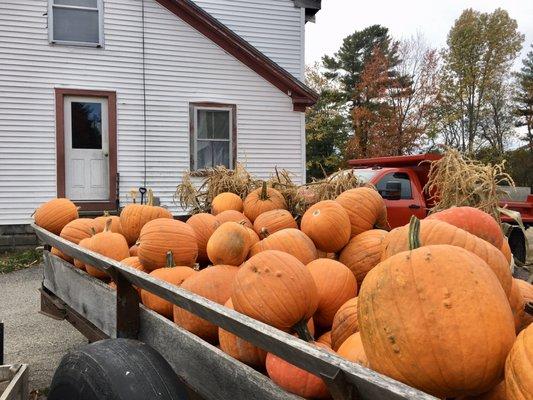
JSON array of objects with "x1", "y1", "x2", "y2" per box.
[
  {"x1": 49, "y1": 0, "x2": 104, "y2": 47},
  {"x1": 190, "y1": 103, "x2": 236, "y2": 171}
]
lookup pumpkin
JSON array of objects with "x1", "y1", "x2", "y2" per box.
[
  {"x1": 359, "y1": 220, "x2": 515, "y2": 398},
  {"x1": 109, "y1": 256, "x2": 149, "y2": 294},
  {"x1": 138, "y1": 218, "x2": 198, "y2": 270},
  {"x1": 426, "y1": 206, "x2": 504, "y2": 248},
  {"x1": 245, "y1": 227, "x2": 260, "y2": 249},
  {"x1": 86, "y1": 219, "x2": 130, "y2": 279},
  {"x1": 337, "y1": 332, "x2": 368, "y2": 367},
  {"x1": 501, "y1": 239, "x2": 512, "y2": 265},
  {"x1": 249, "y1": 228, "x2": 318, "y2": 265},
  {"x1": 301, "y1": 200, "x2": 351, "y2": 253},
  {"x1": 265, "y1": 343, "x2": 330, "y2": 399},
  {"x1": 331, "y1": 297, "x2": 359, "y2": 351},
  {"x1": 316, "y1": 331, "x2": 332, "y2": 347},
  {"x1": 34, "y1": 198, "x2": 79, "y2": 235},
  {"x1": 462, "y1": 381, "x2": 506, "y2": 400},
  {"x1": 505, "y1": 324, "x2": 532, "y2": 400},
  {"x1": 514, "y1": 279, "x2": 533, "y2": 331},
  {"x1": 141, "y1": 252, "x2": 196, "y2": 318},
  {"x1": 243, "y1": 182, "x2": 287, "y2": 222},
  {"x1": 339, "y1": 229, "x2": 388, "y2": 287},
  {"x1": 51, "y1": 247, "x2": 72, "y2": 263},
  {"x1": 173, "y1": 265, "x2": 238, "y2": 343},
  {"x1": 232, "y1": 250, "x2": 318, "y2": 337},
  {"x1": 59, "y1": 218, "x2": 104, "y2": 260},
  {"x1": 218, "y1": 299, "x2": 267, "y2": 367},
  {"x1": 382, "y1": 219, "x2": 513, "y2": 298},
  {"x1": 211, "y1": 192, "x2": 243, "y2": 215},
  {"x1": 186, "y1": 213, "x2": 220, "y2": 264},
  {"x1": 509, "y1": 279, "x2": 525, "y2": 333},
  {"x1": 307, "y1": 259, "x2": 357, "y2": 329},
  {"x1": 129, "y1": 243, "x2": 139, "y2": 257},
  {"x1": 207, "y1": 222, "x2": 250, "y2": 266},
  {"x1": 336, "y1": 187, "x2": 388, "y2": 237},
  {"x1": 73, "y1": 236, "x2": 93, "y2": 270},
  {"x1": 253, "y1": 209, "x2": 297, "y2": 238},
  {"x1": 215, "y1": 210, "x2": 253, "y2": 228},
  {"x1": 95, "y1": 212, "x2": 123, "y2": 235}
]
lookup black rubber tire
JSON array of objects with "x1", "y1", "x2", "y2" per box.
[
  {"x1": 508, "y1": 227, "x2": 527, "y2": 265},
  {"x1": 48, "y1": 339, "x2": 189, "y2": 400}
]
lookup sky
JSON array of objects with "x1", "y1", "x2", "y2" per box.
[{"x1": 305, "y1": 0, "x2": 533, "y2": 71}]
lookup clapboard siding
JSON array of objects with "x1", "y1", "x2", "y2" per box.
[{"x1": 0, "y1": 0, "x2": 306, "y2": 225}]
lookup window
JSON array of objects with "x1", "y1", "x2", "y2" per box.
[
  {"x1": 190, "y1": 103, "x2": 236, "y2": 171},
  {"x1": 49, "y1": 0, "x2": 104, "y2": 46},
  {"x1": 71, "y1": 101, "x2": 102, "y2": 149},
  {"x1": 376, "y1": 172, "x2": 413, "y2": 199}
]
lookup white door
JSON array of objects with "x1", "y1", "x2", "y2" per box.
[{"x1": 64, "y1": 96, "x2": 110, "y2": 201}]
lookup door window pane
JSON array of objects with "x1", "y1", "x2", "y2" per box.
[
  {"x1": 376, "y1": 172, "x2": 413, "y2": 199},
  {"x1": 71, "y1": 102, "x2": 102, "y2": 149},
  {"x1": 53, "y1": 8, "x2": 99, "y2": 43}
]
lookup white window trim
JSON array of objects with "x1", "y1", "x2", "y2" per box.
[{"x1": 48, "y1": 0, "x2": 105, "y2": 48}]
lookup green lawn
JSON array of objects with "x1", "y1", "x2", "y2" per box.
[{"x1": 0, "y1": 248, "x2": 42, "y2": 274}]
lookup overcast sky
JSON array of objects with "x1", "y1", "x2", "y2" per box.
[{"x1": 305, "y1": 0, "x2": 533, "y2": 71}]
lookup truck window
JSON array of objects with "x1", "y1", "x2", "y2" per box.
[{"x1": 376, "y1": 172, "x2": 412, "y2": 199}]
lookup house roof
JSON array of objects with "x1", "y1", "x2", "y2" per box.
[{"x1": 155, "y1": 0, "x2": 319, "y2": 111}]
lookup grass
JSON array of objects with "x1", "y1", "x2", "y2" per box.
[{"x1": 0, "y1": 248, "x2": 42, "y2": 274}]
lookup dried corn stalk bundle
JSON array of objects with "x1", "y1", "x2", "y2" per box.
[
  {"x1": 309, "y1": 169, "x2": 364, "y2": 202},
  {"x1": 269, "y1": 167, "x2": 308, "y2": 219},
  {"x1": 424, "y1": 149, "x2": 514, "y2": 222}
]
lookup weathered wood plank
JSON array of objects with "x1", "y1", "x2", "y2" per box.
[{"x1": 0, "y1": 364, "x2": 28, "y2": 400}]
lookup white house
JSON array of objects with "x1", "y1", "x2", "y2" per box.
[{"x1": 0, "y1": 0, "x2": 320, "y2": 227}]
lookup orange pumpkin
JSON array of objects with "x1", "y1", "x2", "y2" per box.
[
  {"x1": 501, "y1": 239, "x2": 512, "y2": 265},
  {"x1": 307, "y1": 259, "x2": 357, "y2": 329},
  {"x1": 331, "y1": 297, "x2": 358, "y2": 351},
  {"x1": 218, "y1": 299, "x2": 267, "y2": 367},
  {"x1": 73, "y1": 236, "x2": 93, "y2": 270},
  {"x1": 509, "y1": 279, "x2": 525, "y2": 333},
  {"x1": 215, "y1": 210, "x2": 253, "y2": 228},
  {"x1": 173, "y1": 265, "x2": 238, "y2": 343},
  {"x1": 60, "y1": 218, "x2": 103, "y2": 245},
  {"x1": 211, "y1": 192, "x2": 243, "y2": 215},
  {"x1": 426, "y1": 206, "x2": 504, "y2": 248},
  {"x1": 336, "y1": 187, "x2": 388, "y2": 237},
  {"x1": 95, "y1": 213, "x2": 123, "y2": 235},
  {"x1": 34, "y1": 198, "x2": 79, "y2": 235},
  {"x1": 462, "y1": 381, "x2": 506, "y2": 400},
  {"x1": 514, "y1": 279, "x2": 533, "y2": 331},
  {"x1": 138, "y1": 218, "x2": 198, "y2": 270},
  {"x1": 129, "y1": 243, "x2": 139, "y2": 257},
  {"x1": 316, "y1": 331, "x2": 332, "y2": 347},
  {"x1": 245, "y1": 227, "x2": 260, "y2": 249},
  {"x1": 253, "y1": 209, "x2": 297, "y2": 238},
  {"x1": 207, "y1": 222, "x2": 250, "y2": 266},
  {"x1": 51, "y1": 247, "x2": 72, "y2": 263},
  {"x1": 339, "y1": 229, "x2": 388, "y2": 287},
  {"x1": 249, "y1": 228, "x2": 318, "y2": 265},
  {"x1": 301, "y1": 200, "x2": 351, "y2": 253},
  {"x1": 337, "y1": 332, "x2": 368, "y2": 367},
  {"x1": 109, "y1": 256, "x2": 149, "y2": 293},
  {"x1": 232, "y1": 250, "x2": 318, "y2": 336},
  {"x1": 382, "y1": 219, "x2": 513, "y2": 298},
  {"x1": 243, "y1": 182, "x2": 287, "y2": 222},
  {"x1": 186, "y1": 213, "x2": 220, "y2": 264},
  {"x1": 505, "y1": 323, "x2": 532, "y2": 400}
]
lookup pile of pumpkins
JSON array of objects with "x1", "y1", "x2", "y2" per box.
[{"x1": 34, "y1": 184, "x2": 533, "y2": 400}]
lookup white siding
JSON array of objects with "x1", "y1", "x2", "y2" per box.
[{"x1": 0, "y1": 0, "x2": 305, "y2": 225}]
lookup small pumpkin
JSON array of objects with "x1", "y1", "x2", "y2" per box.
[
  {"x1": 243, "y1": 182, "x2": 287, "y2": 222},
  {"x1": 207, "y1": 222, "x2": 251, "y2": 266},
  {"x1": 186, "y1": 213, "x2": 220, "y2": 264},
  {"x1": 339, "y1": 229, "x2": 388, "y2": 286},
  {"x1": 505, "y1": 324, "x2": 532, "y2": 400},
  {"x1": 60, "y1": 218, "x2": 103, "y2": 245},
  {"x1": 95, "y1": 211, "x2": 123, "y2": 235},
  {"x1": 301, "y1": 200, "x2": 351, "y2": 253},
  {"x1": 51, "y1": 247, "x2": 72, "y2": 263},
  {"x1": 34, "y1": 198, "x2": 79, "y2": 235},
  {"x1": 501, "y1": 239, "x2": 512, "y2": 265},
  {"x1": 331, "y1": 297, "x2": 359, "y2": 351},
  {"x1": 253, "y1": 209, "x2": 297, "y2": 238},
  {"x1": 109, "y1": 256, "x2": 149, "y2": 294},
  {"x1": 337, "y1": 332, "x2": 368, "y2": 367},
  {"x1": 336, "y1": 187, "x2": 388, "y2": 237},
  {"x1": 73, "y1": 236, "x2": 94, "y2": 270},
  {"x1": 316, "y1": 331, "x2": 332, "y2": 347},
  {"x1": 514, "y1": 279, "x2": 533, "y2": 331},
  {"x1": 211, "y1": 192, "x2": 243, "y2": 215},
  {"x1": 173, "y1": 265, "x2": 238, "y2": 343},
  {"x1": 249, "y1": 228, "x2": 317, "y2": 265},
  {"x1": 307, "y1": 259, "x2": 357, "y2": 329},
  {"x1": 138, "y1": 218, "x2": 198, "y2": 270},
  {"x1": 215, "y1": 210, "x2": 253, "y2": 228},
  {"x1": 129, "y1": 243, "x2": 139, "y2": 257}
]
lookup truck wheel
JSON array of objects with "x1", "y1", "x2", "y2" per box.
[
  {"x1": 508, "y1": 227, "x2": 527, "y2": 266},
  {"x1": 48, "y1": 339, "x2": 189, "y2": 400}
]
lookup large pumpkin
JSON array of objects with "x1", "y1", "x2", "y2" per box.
[
  {"x1": 218, "y1": 299, "x2": 267, "y2": 367},
  {"x1": 95, "y1": 213, "x2": 123, "y2": 235},
  {"x1": 501, "y1": 239, "x2": 512, "y2": 265},
  {"x1": 339, "y1": 229, "x2": 388, "y2": 286},
  {"x1": 505, "y1": 324, "x2": 532, "y2": 400},
  {"x1": 215, "y1": 210, "x2": 252, "y2": 228},
  {"x1": 207, "y1": 222, "x2": 250, "y2": 266},
  {"x1": 336, "y1": 187, "x2": 388, "y2": 237},
  {"x1": 173, "y1": 265, "x2": 238, "y2": 343},
  {"x1": 462, "y1": 381, "x2": 506, "y2": 400},
  {"x1": 514, "y1": 279, "x2": 533, "y2": 331},
  {"x1": 232, "y1": 250, "x2": 318, "y2": 335},
  {"x1": 317, "y1": 331, "x2": 332, "y2": 348},
  {"x1": 73, "y1": 236, "x2": 93, "y2": 270},
  {"x1": 138, "y1": 218, "x2": 198, "y2": 270},
  {"x1": 307, "y1": 259, "x2": 357, "y2": 329},
  {"x1": 249, "y1": 228, "x2": 318, "y2": 265},
  {"x1": 509, "y1": 279, "x2": 525, "y2": 333},
  {"x1": 359, "y1": 239, "x2": 516, "y2": 398},
  {"x1": 211, "y1": 192, "x2": 243, "y2": 215},
  {"x1": 331, "y1": 297, "x2": 359, "y2": 351},
  {"x1": 243, "y1": 182, "x2": 287, "y2": 222},
  {"x1": 34, "y1": 198, "x2": 78, "y2": 235},
  {"x1": 253, "y1": 209, "x2": 297, "y2": 238},
  {"x1": 337, "y1": 332, "x2": 368, "y2": 367},
  {"x1": 186, "y1": 213, "x2": 220, "y2": 264},
  {"x1": 119, "y1": 200, "x2": 173, "y2": 246},
  {"x1": 427, "y1": 206, "x2": 503, "y2": 248},
  {"x1": 301, "y1": 200, "x2": 351, "y2": 253},
  {"x1": 382, "y1": 219, "x2": 513, "y2": 297}
]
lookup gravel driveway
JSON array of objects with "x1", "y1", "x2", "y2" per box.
[{"x1": 0, "y1": 264, "x2": 86, "y2": 392}]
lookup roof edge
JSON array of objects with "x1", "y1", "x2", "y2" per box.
[
  {"x1": 293, "y1": 0, "x2": 321, "y2": 23},
  {"x1": 154, "y1": 0, "x2": 318, "y2": 111}
]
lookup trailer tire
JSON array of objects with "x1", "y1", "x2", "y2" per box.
[{"x1": 48, "y1": 339, "x2": 189, "y2": 400}]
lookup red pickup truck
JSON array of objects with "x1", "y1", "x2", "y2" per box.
[{"x1": 347, "y1": 154, "x2": 532, "y2": 263}]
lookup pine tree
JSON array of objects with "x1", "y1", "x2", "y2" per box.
[{"x1": 515, "y1": 44, "x2": 533, "y2": 151}]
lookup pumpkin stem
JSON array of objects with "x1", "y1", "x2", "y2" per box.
[
  {"x1": 292, "y1": 320, "x2": 314, "y2": 342},
  {"x1": 130, "y1": 189, "x2": 137, "y2": 204},
  {"x1": 259, "y1": 227, "x2": 270, "y2": 239},
  {"x1": 90, "y1": 227, "x2": 97, "y2": 236},
  {"x1": 147, "y1": 189, "x2": 154, "y2": 206},
  {"x1": 104, "y1": 218, "x2": 112, "y2": 232},
  {"x1": 259, "y1": 181, "x2": 269, "y2": 201},
  {"x1": 166, "y1": 250, "x2": 175, "y2": 268},
  {"x1": 103, "y1": 211, "x2": 110, "y2": 217},
  {"x1": 408, "y1": 216, "x2": 421, "y2": 250}
]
